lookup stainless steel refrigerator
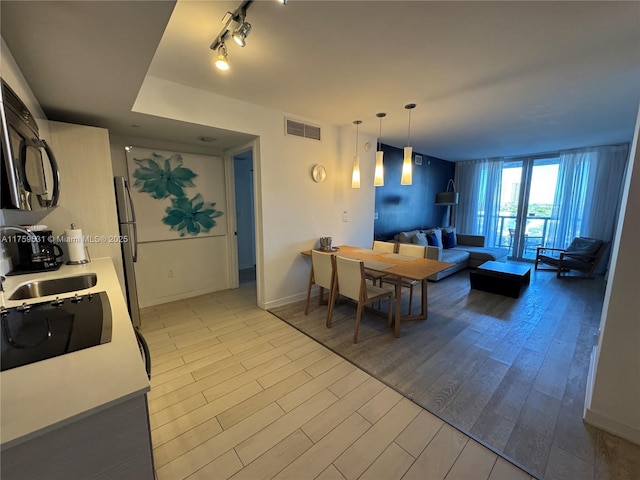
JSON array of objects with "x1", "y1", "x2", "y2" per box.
[{"x1": 114, "y1": 176, "x2": 141, "y2": 328}]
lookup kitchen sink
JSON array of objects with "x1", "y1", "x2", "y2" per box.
[{"x1": 8, "y1": 274, "x2": 97, "y2": 300}]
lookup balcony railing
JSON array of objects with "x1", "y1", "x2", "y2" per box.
[{"x1": 494, "y1": 215, "x2": 553, "y2": 259}]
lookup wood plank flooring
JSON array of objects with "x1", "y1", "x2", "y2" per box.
[
  {"x1": 140, "y1": 283, "x2": 534, "y2": 480},
  {"x1": 269, "y1": 264, "x2": 640, "y2": 480}
]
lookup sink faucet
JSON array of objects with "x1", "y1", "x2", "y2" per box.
[{"x1": 0, "y1": 225, "x2": 41, "y2": 256}]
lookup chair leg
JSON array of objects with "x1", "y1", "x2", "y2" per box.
[
  {"x1": 353, "y1": 301, "x2": 364, "y2": 343},
  {"x1": 304, "y1": 271, "x2": 313, "y2": 315},
  {"x1": 386, "y1": 293, "x2": 393, "y2": 328},
  {"x1": 408, "y1": 285, "x2": 414, "y2": 315},
  {"x1": 326, "y1": 284, "x2": 337, "y2": 328}
]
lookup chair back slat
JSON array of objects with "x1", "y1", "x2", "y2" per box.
[
  {"x1": 335, "y1": 256, "x2": 364, "y2": 301},
  {"x1": 311, "y1": 250, "x2": 334, "y2": 289},
  {"x1": 372, "y1": 240, "x2": 396, "y2": 253},
  {"x1": 398, "y1": 243, "x2": 427, "y2": 258}
]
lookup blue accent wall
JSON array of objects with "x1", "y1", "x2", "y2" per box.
[{"x1": 374, "y1": 144, "x2": 455, "y2": 240}]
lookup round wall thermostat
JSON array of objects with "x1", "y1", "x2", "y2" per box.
[{"x1": 311, "y1": 164, "x2": 327, "y2": 183}]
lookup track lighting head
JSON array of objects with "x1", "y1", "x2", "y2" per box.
[
  {"x1": 214, "y1": 43, "x2": 230, "y2": 71},
  {"x1": 232, "y1": 20, "x2": 252, "y2": 47}
]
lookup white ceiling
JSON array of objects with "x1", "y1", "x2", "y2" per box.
[{"x1": 2, "y1": 1, "x2": 639, "y2": 160}]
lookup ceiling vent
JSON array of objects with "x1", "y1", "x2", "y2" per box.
[{"x1": 285, "y1": 118, "x2": 321, "y2": 141}]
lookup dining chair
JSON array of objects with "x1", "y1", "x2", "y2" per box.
[
  {"x1": 381, "y1": 243, "x2": 426, "y2": 315},
  {"x1": 304, "y1": 250, "x2": 336, "y2": 316},
  {"x1": 328, "y1": 255, "x2": 394, "y2": 344},
  {"x1": 366, "y1": 240, "x2": 396, "y2": 286}
]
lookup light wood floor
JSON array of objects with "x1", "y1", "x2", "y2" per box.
[
  {"x1": 269, "y1": 265, "x2": 640, "y2": 480},
  {"x1": 140, "y1": 283, "x2": 534, "y2": 480}
]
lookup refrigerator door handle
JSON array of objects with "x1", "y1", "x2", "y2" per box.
[
  {"x1": 124, "y1": 180, "x2": 137, "y2": 223},
  {"x1": 124, "y1": 180, "x2": 138, "y2": 262},
  {"x1": 131, "y1": 220, "x2": 138, "y2": 263}
]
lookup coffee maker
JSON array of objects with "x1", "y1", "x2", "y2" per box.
[{"x1": 8, "y1": 227, "x2": 63, "y2": 275}]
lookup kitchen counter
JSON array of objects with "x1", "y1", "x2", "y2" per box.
[{"x1": 0, "y1": 258, "x2": 150, "y2": 448}]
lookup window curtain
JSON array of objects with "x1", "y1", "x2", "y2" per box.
[
  {"x1": 548, "y1": 144, "x2": 628, "y2": 273},
  {"x1": 455, "y1": 158, "x2": 503, "y2": 247},
  {"x1": 549, "y1": 145, "x2": 629, "y2": 247}
]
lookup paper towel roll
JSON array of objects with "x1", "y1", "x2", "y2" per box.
[{"x1": 65, "y1": 225, "x2": 88, "y2": 264}]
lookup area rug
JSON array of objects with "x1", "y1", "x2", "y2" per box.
[{"x1": 268, "y1": 269, "x2": 635, "y2": 479}]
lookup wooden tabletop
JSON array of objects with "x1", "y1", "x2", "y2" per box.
[{"x1": 302, "y1": 245, "x2": 454, "y2": 281}]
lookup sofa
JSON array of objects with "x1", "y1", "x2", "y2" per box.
[{"x1": 392, "y1": 227, "x2": 508, "y2": 281}]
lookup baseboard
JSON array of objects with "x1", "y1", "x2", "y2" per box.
[
  {"x1": 584, "y1": 347, "x2": 640, "y2": 445},
  {"x1": 584, "y1": 408, "x2": 640, "y2": 446},
  {"x1": 139, "y1": 286, "x2": 225, "y2": 308},
  {"x1": 264, "y1": 290, "x2": 308, "y2": 310}
]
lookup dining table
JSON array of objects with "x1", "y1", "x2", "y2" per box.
[{"x1": 302, "y1": 245, "x2": 454, "y2": 338}]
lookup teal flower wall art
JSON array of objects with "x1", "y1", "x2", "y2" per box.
[
  {"x1": 132, "y1": 153, "x2": 197, "y2": 199},
  {"x1": 163, "y1": 194, "x2": 223, "y2": 237},
  {"x1": 128, "y1": 149, "x2": 226, "y2": 240}
]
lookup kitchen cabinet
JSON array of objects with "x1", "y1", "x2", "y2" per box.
[
  {"x1": 42, "y1": 121, "x2": 125, "y2": 288},
  {"x1": 1, "y1": 259, "x2": 153, "y2": 479},
  {"x1": 1, "y1": 396, "x2": 154, "y2": 479}
]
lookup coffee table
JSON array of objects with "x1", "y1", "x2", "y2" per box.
[{"x1": 469, "y1": 261, "x2": 531, "y2": 298}]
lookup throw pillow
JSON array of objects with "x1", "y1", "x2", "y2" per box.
[
  {"x1": 426, "y1": 232, "x2": 439, "y2": 247},
  {"x1": 411, "y1": 232, "x2": 429, "y2": 246},
  {"x1": 423, "y1": 228, "x2": 443, "y2": 247},
  {"x1": 443, "y1": 227, "x2": 457, "y2": 247},
  {"x1": 442, "y1": 230, "x2": 456, "y2": 249}
]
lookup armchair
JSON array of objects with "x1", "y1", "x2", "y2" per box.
[{"x1": 535, "y1": 237, "x2": 609, "y2": 278}]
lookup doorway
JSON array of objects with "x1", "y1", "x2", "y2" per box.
[
  {"x1": 233, "y1": 150, "x2": 256, "y2": 284},
  {"x1": 498, "y1": 157, "x2": 560, "y2": 260}
]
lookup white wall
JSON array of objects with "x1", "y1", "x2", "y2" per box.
[
  {"x1": 110, "y1": 137, "x2": 233, "y2": 307},
  {"x1": 132, "y1": 76, "x2": 377, "y2": 308},
  {"x1": 585, "y1": 105, "x2": 640, "y2": 444}
]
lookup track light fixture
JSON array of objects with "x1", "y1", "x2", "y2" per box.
[
  {"x1": 210, "y1": 0, "x2": 286, "y2": 72},
  {"x1": 232, "y1": 20, "x2": 252, "y2": 47},
  {"x1": 214, "y1": 43, "x2": 230, "y2": 71}
]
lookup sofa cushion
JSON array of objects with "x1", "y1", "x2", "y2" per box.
[
  {"x1": 411, "y1": 232, "x2": 429, "y2": 246},
  {"x1": 394, "y1": 229, "x2": 423, "y2": 243},
  {"x1": 441, "y1": 249, "x2": 470, "y2": 264},
  {"x1": 454, "y1": 245, "x2": 508, "y2": 263}
]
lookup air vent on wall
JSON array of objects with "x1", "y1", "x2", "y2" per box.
[{"x1": 285, "y1": 118, "x2": 321, "y2": 141}]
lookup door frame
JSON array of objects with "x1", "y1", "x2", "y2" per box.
[
  {"x1": 224, "y1": 139, "x2": 264, "y2": 307},
  {"x1": 504, "y1": 154, "x2": 559, "y2": 260}
]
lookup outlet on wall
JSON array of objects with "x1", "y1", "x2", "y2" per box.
[{"x1": 342, "y1": 211, "x2": 348, "y2": 222}]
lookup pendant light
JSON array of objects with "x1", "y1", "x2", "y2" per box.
[
  {"x1": 374, "y1": 113, "x2": 386, "y2": 186},
  {"x1": 401, "y1": 103, "x2": 416, "y2": 185},
  {"x1": 351, "y1": 120, "x2": 362, "y2": 188}
]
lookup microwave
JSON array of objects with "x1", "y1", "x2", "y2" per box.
[{"x1": 0, "y1": 78, "x2": 60, "y2": 211}]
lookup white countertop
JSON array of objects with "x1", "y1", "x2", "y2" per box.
[{"x1": 1, "y1": 258, "x2": 150, "y2": 448}]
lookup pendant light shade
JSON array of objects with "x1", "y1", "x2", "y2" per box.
[
  {"x1": 351, "y1": 120, "x2": 362, "y2": 189},
  {"x1": 374, "y1": 152, "x2": 384, "y2": 186},
  {"x1": 401, "y1": 103, "x2": 416, "y2": 186},
  {"x1": 401, "y1": 146, "x2": 413, "y2": 185},
  {"x1": 374, "y1": 113, "x2": 386, "y2": 186}
]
